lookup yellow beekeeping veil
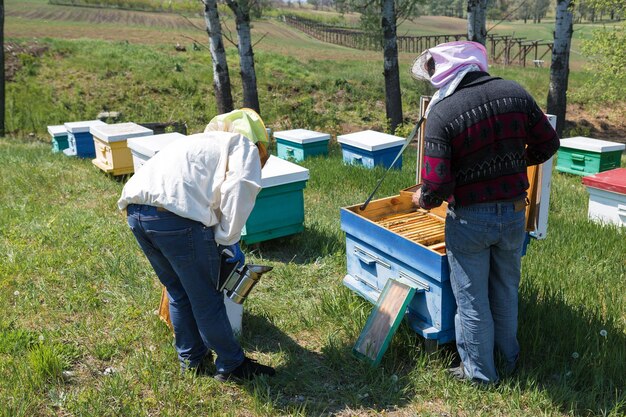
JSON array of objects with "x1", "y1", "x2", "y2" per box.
[{"x1": 204, "y1": 108, "x2": 269, "y2": 146}]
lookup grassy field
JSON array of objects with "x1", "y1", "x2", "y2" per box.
[
  {"x1": 1, "y1": 137, "x2": 625, "y2": 417},
  {"x1": 2, "y1": 1, "x2": 626, "y2": 416}
]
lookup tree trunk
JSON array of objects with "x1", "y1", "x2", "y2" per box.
[
  {"x1": 202, "y1": 0, "x2": 233, "y2": 114},
  {"x1": 0, "y1": 0, "x2": 5, "y2": 136},
  {"x1": 226, "y1": 0, "x2": 261, "y2": 115},
  {"x1": 547, "y1": 0, "x2": 573, "y2": 136},
  {"x1": 381, "y1": 0, "x2": 403, "y2": 133},
  {"x1": 467, "y1": 0, "x2": 487, "y2": 45}
]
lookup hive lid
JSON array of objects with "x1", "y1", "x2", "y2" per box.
[
  {"x1": 90, "y1": 122, "x2": 153, "y2": 142},
  {"x1": 273, "y1": 129, "x2": 331, "y2": 144},
  {"x1": 127, "y1": 132, "x2": 186, "y2": 157},
  {"x1": 337, "y1": 130, "x2": 404, "y2": 151},
  {"x1": 47, "y1": 125, "x2": 67, "y2": 137},
  {"x1": 64, "y1": 120, "x2": 107, "y2": 134},
  {"x1": 560, "y1": 137, "x2": 625, "y2": 153},
  {"x1": 581, "y1": 168, "x2": 626, "y2": 194},
  {"x1": 261, "y1": 155, "x2": 309, "y2": 188}
]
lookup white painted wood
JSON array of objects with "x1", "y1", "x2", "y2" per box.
[
  {"x1": 261, "y1": 155, "x2": 309, "y2": 188},
  {"x1": 273, "y1": 129, "x2": 331, "y2": 144},
  {"x1": 47, "y1": 125, "x2": 67, "y2": 137},
  {"x1": 90, "y1": 122, "x2": 153, "y2": 143},
  {"x1": 530, "y1": 114, "x2": 557, "y2": 239},
  {"x1": 586, "y1": 187, "x2": 626, "y2": 227},
  {"x1": 127, "y1": 132, "x2": 186, "y2": 158},
  {"x1": 338, "y1": 130, "x2": 404, "y2": 151},
  {"x1": 560, "y1": 136, "x2": 625, "y2": 153},
  {"x1": 64, "y1": 120, "x2": 107, "y2": 134}
]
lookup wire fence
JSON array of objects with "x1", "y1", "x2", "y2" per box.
[{"x1": 283, "y1": 15, "x2": 553, "y2": 67}]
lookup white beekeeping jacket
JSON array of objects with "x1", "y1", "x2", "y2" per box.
[{"x1": 117, "y1": 131, "x2": 262, "y2": 246}]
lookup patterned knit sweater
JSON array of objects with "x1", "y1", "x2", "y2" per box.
[{"x1": 418, "y1": 72, "x2": 560, "y2": 209}]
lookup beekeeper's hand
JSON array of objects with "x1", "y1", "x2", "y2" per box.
[
  {"x1": 220, "y1": 242, "x2": 245, "y2": 268},
  {"x1": 412, "y1": 188, "x2": 422, "y2": 207}
]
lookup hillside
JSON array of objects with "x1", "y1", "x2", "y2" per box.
[{"x1": 6, "y1": 0, "x2": 625, "y2": 140}]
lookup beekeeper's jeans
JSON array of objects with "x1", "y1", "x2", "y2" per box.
[
  {"x1": 445, "y1": 199, "x2": 526, "y2": 384},
  {"x1": 126, "y1": 204, "x2": 244, "y2": 373}
]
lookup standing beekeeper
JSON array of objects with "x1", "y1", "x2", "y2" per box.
[
  {"x1": 410, "y1": 41, "x2": 559, "y2": 385},
  {"x1": 118, "y1": 108, "x2": 276, "y2": 382}
]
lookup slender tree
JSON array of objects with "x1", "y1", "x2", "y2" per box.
[
  {"x1": 547, "y1": 0, "x2": 573, "y2": 136},
  {"x1": 349, "y1": 0, "x2": 419, "y2": 133},
  {"x1": 467, "y1": 0, "x2": 488, "y2": 45},
  {"x1": 0, "y1": 0, "x2": 5, "y2": 136},
  {"x1": 381, "y1": 0, "x2": 403, "y2": 133},
  {"x1": 225, "y1": 0, "x2": 261, "y2": 115},
  {"x1": 202, "y1": 0, "x2": 234, "y2": 114}
]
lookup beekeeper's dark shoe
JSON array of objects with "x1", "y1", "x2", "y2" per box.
[
  {"x1": 448, "y1": 363, "x2": 496, "y2": 387},
  {"x1": 193, "y1": 352, "x2": 216, "y2": 376},
  {"x1": 214, "y1": 356, "x2": 275, "y2": 383},
  {"x1": 447, "y1": 363, "x2": 467, "y2": 381},
  {"x1": 182, "y1": 351, "x2": 214, "y2": 377}
]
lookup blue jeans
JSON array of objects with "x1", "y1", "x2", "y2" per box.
[
  {"x1": 126, "y1": 204, "x2": 244, "y2": 373},
  {"x1": 445, "y1": 199, "x2": 526, "y2": 383}
]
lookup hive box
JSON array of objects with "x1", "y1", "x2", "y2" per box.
[
  {"x1": 273, "y1": 129, "x2": 331, "y2": 162},
  {"x1": 63, "y1": 120, "x2": 107, "y2": 158},
  {"x1": 557, "y1": 137, "x2": 624, "y2": 176},
  {"x1": 241, "y1": 155, "x2": 309, "y2": 244},
  {"x1": 127, "y1": 132, "x2": 186, "y2": 172},
  {"x1": 582, "y1": 168, "x2": 626, "y2": 227},
  {"x1": 47, "y1": 125, "x2": 69, "y2": 153},
  {"x1": 341, "y1": 198, "x2": 455, "y2": 345},
  {"x1": 338, "y1": 130, "x2": 405, "y2": 169},
  {"x1": 90, "y1": 122, "x2": 153, "y2": 176}
]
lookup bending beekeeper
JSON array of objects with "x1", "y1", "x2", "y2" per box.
[
  {"x1": 118, "y1": 108, "x2": 276, "y2": 382},
  {"x1": 410, "y1": 41, "x2": 559, "y2": 385}
]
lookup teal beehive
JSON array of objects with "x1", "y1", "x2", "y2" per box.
[
  {"x1": 274, "y1": 129, "x2": 330, "y2": 162},
  {"x1": 241, "y1": 156, "x2": 309, "y2": 244},
  {"x1": 47, "y1": 125, "x2": 69, "y2": 153},
  {"x1": 557, "y1": 137, "x2": 624, "y2": 176}
]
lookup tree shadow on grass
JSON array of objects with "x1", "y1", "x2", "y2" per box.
[
  {"x1": 512, "y1": 287, "x2": 626, "y2": 416},
  {"x1": 238, "y1": 313, "x2": 417, "y2": 416}
]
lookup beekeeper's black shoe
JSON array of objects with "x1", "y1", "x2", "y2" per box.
[
  {"x1": 182, "y1": 351, "x2": 214, "y2": 377},
  {"x1": 447, "y1": 363, "x2": 466, "y2": 381},
  {"x1": 447, "y1": 363, "x2": 496, "y2": 387},
  {"x1": 193, "y1": 352, "x2": 215, "y2": 376},
  {"x1": 214, "y1": 356, "x2": 275, "y2": 383}
]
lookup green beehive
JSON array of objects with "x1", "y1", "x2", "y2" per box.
[
  {"x1": 47, "y1": 125, "x2": 69, "y2": 153},
  {"x1": 557, "y1": 137, "x2": 624, "y2": 176},
  {"x1": 241, "y1": 156, "x2": 309, "y2": 244},
  {"x1": 274, "y1": 129, "x2": 330, "y2": 162}
]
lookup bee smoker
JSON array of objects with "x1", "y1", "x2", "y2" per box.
[{"x1": 217, "y1": 249, "x2": 272, "y2": 304}]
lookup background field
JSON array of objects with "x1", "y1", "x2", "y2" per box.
[{"x1": 2, "y1": 0, "x2": 626, "y2": 416}]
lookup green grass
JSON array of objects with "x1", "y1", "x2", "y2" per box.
[{"x1": 0, "y1": 135, "x2": 625, "y2": 416}]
